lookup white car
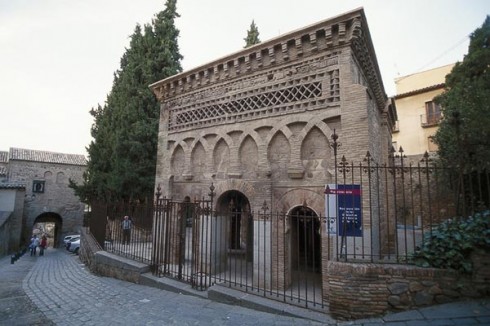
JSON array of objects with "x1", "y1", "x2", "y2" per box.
[
  {"x1": 63, "y1": 234, "x2": 80, "y2": 245},
  {"x1": 67, "y1": 238, "x2": 80, "y2": 255}
]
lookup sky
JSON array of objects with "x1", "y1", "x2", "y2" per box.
[{"x1": 0, "y1": 0, "x2": 488, "y2": 156}]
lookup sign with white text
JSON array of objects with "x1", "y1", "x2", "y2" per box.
[{"x1": 325, "y1": 184, "x2": 362, "y2": 237}]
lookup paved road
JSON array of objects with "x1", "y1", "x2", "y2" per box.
[
  {"x1": 2, "y1": 249, "x2": 324, "y2": 325},
  {"x1": 1, "y1": 249, "x2": 489, "y2": 325},
  {"x1": 0, "y1": 251, "x2": 53, "y2": 325}
]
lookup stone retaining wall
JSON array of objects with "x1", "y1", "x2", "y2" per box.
[
  {"x1": 79, "y1": 227, "x2": 101, "y2": 273},
  {"x1": 327, "y1": 251, "x2": 490, "y2": 320},
  {"x1": 79, "y1": 228, "x2": 150, "y2": 283},
  {"x1": 94, "y1": 251, "x2": 150, "y2": 284},
  {"x1": 79, "y1": 225, "x2": 489, "y2": 320}
]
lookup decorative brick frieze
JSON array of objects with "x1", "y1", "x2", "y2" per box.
[
  {"x1": 151, "y1": 10, "x2": 385, "y2": 106},
  {"x1": 164, "y1": 55, "x2": 341, "y2": 133}
]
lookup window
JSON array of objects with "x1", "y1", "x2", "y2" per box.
[
  {"x1": 392, "y1": 141, "x2": 398, "y2": 152},
  {"x1": 428, "y1": 136, "x2": 438, "y2": 152},
  {"x1": 56, "y1": 172, "x2": 66, "y2": 184},
  {"x1": 424, "y1": 101, "x2": 442, "y2": 126},
  {"x1": 32, "y1": 180, "x2": 45, "y2": 193},
  {"x1": 392, "y1": 120, "x2": 400, "y2": 132}
]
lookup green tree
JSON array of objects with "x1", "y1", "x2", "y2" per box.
[
  {"x1": 434, "y1": 16, "x2": 490, "y2": 169},
  {"x1": 244, "y1": 20, "x2": 261, "y2": 48},
  {"x1": 71, "y1": 0, "x2": 182, "y2": 202}
]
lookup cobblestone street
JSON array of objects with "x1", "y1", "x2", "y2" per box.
[
  {"x1": 2, "y1": 249, "x2": 323, "y2": 325},
  {"x1": 0, "y1": 253, "x2": 53, "y2": 325},
  {"x1": 1, "y1": 248, "x2": 489, "y2": 326}
]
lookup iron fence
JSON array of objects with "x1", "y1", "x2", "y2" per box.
[
  {"x1": 89, "y1": 200, "x2": 154, "y2": 264},
  {"x1": 328, "y1": 151, "x2": 489, "y2": 264},
  {"x1": 151, "y1": 195, "x2": 327, "y2": 310},
  {"x1": 87, "y1": 150, "x2": 489, "y2": 310}
]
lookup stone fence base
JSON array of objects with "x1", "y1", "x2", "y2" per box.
[
  {"x1": 79, "y1": 227, "x2": 101, "y2": 273},
  {"x1": 326, "y1": 251, "x2": 490, "y2": 320},
  {"x1": 80, "y1": 227, "x2": 489, "y2": 320},
  {"x1": 94, "y1": 251, "x2": 150, "y2": 283},
  {"x1": 79, "y1": 228, "x2": 150, "y2": 283}
]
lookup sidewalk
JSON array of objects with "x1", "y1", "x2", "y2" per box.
[{"x1": 1, "y1": 249, "x2": 489, "y2": 325}]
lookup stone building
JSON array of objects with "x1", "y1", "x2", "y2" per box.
[
  {"x1": 149, "y1": 8, "x2": 396, "y2": 298},
  {"x1": 0, "y1": 148, "x2": 86, "y2": 254},
  {"x1": 151, "y1": 7, "x2": 394, "y2": 205}
]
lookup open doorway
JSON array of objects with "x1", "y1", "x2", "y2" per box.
[
  {"x1": 32, "y1": 212, "x2": 62, "y2": 248},
  {"x1": 216, "y1": 190, "x2": 252, "y2": 261},
  {"x1": 290, "y1": 206, "x2": 321, "y2": 273}
]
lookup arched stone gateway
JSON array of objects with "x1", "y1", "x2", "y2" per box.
[
  {"x1": 32, "y1": 212, "x2": 63, "y2": 248},
  {"x1": 0, "y1": 147, "x2": 86, "y2": 253}
]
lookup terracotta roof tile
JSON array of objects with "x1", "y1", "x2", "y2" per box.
[
  {"x1": 394, "y1": 83, "x2": 445, "y2": 99},
  {"x1": 0, "y1": 151, "x2": 8, "y2": 163},
  {"x1": 0, "y1": 182, "x2": 25, "y2": 189},
  {"x1": 9, "y1": 148, "x2": 87, "y2": 166}
]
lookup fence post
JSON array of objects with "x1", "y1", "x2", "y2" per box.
[{"x1": 330, "y1": 130, "x2": 340, "y2": 260}]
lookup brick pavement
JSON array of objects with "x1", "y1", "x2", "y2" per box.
[
  {"x1": 0, "y1": 253, "x2": 53, "y2": 326},
  {"x1": 12, "y1": 249, "x2": 325, "y2": 325},
  {"x1": 1, "y1": 249, "x2": 489, "y2": 326}
]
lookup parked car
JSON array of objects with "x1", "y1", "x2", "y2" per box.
[
  {"x1": 63, "y1": 234, "x2": 80, "y2": 245},
  {"x1": 65, "y1": 237, "x2": 80, "y2": 251},
  {"x1": 67, "y1": 238, "x2": 80, "y2": 255}
]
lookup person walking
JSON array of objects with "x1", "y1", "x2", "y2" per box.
[
  {"x1": 39, "y1": 235, "x2": 48, "y2": 256},
  {"x1": 30, "y1": 235, "x2": 40, "y2": 256},
  {"x1": 121, "y1": 215, "x2": 132, "y2": 245}
]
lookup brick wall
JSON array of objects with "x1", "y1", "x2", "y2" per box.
[{"x1": 326, "y1": 254, "x2": 490, "y2": 320}]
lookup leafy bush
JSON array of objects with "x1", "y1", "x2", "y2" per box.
[{"x1": 411, "y1": 210, "x2": 490, "y2": 273}]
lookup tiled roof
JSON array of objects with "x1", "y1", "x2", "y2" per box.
[
  {"x1": 9, "y1": 148, "x2": 87, "y2": 166},
  {"x1": 0, "y1": 151, "x2": 8, "y2": 163},
  {"x1": 0, "y1": 182, "x2": 25, "y2": 189},
  {"x1": 394, "y1": 83, "x2": 445, "y2": 99}
]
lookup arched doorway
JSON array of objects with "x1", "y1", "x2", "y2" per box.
[
  {"x1": 32, "y1": 212, "x2": 63, "y2": 248},
  {"x1": 290, "y1": 205, "x2": 321, "y2": 272},
  {"x1": 216, "y1": 190, "x2": 252, "y2": 261}
]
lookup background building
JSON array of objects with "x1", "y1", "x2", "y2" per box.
[
  {"x1": 0, "y1": 148, "x2": 86, "y2": 255},
  {"x1": 392, "y1": 63, "x2": 455, "y2": 157}
]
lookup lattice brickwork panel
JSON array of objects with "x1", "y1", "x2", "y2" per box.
[
  {"x1": 175, "y1": 82, "x2": 320, "y2": 124},
  {"x1": 166, "y1": 75, "x2": 340, "y2": 131}
]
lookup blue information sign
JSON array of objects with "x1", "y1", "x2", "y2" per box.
[{"x1": 325, "y1": 184, "x2": 362, "y2": 237}]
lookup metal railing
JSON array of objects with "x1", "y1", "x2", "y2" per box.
[
  {"x1": 89, "y1": 200, "x2": 154, "y2": 265},
  {"x1": 151, "y1": 195, "x2": 327, "y2": 310},
  {"x1": 87, "y1": 152, "x2": 489, "y2": 311}
]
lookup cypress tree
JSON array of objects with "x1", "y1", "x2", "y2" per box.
[
  {"x1": 244, "y1": 20, "x2": 261, "y2": 48},
  {"x1": 71, "y1": 0, "x2": 182, "y2": 202}
]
